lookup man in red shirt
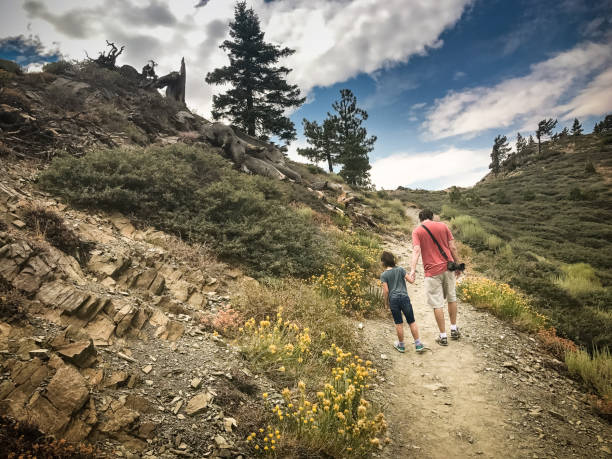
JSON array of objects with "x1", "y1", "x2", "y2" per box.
[{"x1": 408, "y1": 209, "x2": 462, "y2": 346}]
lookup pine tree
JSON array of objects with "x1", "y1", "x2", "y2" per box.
[
  {"x1": 559, "y1": 127, "x2": 569, "y2": 138},
  {"x1": 297, "y1": 118, "x2": 338, "y2": 172},
  {"x1": 516, "y1": 132, "x2": 527, "y2": 156},
  {"x1": 205, "y1": 1, "x2": 305, "y2": 143},
  {"x1": 489, "y1": 135, "x2": 511, "y2": 175},
  {"x1": 528, "y1": 135, "x2": 535, "y2": 147},
  {"x1": 571, "y1": 118, "x2": 583, "y2": 136},
  {"x1": 536, "y1": 118, "x2": 557, "y2": 154},
  {"x1": 593, "y1": 122, "x2": 602, "y2": 134},
  {"x1": 330, "y1": 89, "x2": 376, "y2": 186}
]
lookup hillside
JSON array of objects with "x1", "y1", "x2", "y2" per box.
[
  {"x1": 1, "y1": 57, "x2": 611, "y2": 458},
  {"x1": 392, "y1": 133, "x2": 612, "y2": 350}
]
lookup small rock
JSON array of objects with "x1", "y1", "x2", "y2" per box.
[
  {"x1": 185, "y1": 391, "x2": 213, "y2": 416},
  {"x1": 223, "y1": 417, "x2": 237, "y2": 432},
  {"x1": 357, "y1": 322, "x2": 364, "y2": 330},
  {"x1": 145, "y1": 380, "x2": 154, "y2": 386},
  {"x1": 12, "y1": 220, "x2": 26, "y2": 229},
  {"x1": 214, "y1": 435, "x2": 230, "y2": 449},
  {"x1": 190, "y1": 377, "x2": 202, "y2": 389},
  {"x1": 142, "y1": 364, "x2": 153, "y2": 374},
  {"x1": 380, "y1": 353, "x2": 388, "y2": 360},
  {"x1": 117, "y1": 352, "x2": 136, "y2": 363}
]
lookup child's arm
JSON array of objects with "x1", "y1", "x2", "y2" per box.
[{"x1": 382, "y1": 282, "x2": 389, "y2": 308}]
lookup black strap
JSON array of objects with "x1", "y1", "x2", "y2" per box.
[{"x1": 421, "y1": 224, "x2": 449, "y2": 261}]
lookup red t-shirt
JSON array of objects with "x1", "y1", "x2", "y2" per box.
[{"x1": 412, "y1": 221, "x2": 454, "y2": 277}]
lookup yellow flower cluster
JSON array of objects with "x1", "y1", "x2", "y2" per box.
[
  {"x1": 246, "y1": 425, "x2": 281, "y2": 453},
  {"x1": 239, "y1": 307, "x2": 318, "y2": 378},
  {"x1": 458, "y1": 277, "x2": 547, "y2": 330},
  {"x1": 313, "y1": 257, "x2": 378, "y2": 313},
  {"x1": 251, "y1": 343, "x2": 387, "y2": 457}
]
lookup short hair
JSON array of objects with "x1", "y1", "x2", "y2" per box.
[
  {"x1": 381, "y1": 251, "x2": 396, "y2": 267},
  {"x1": 419, "y1": 209, "x2": 434, "y2": 221}
]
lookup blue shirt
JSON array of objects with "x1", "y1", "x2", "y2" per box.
[{"x1": 380, "y1": 266, "x2": 408, "y2": 297}]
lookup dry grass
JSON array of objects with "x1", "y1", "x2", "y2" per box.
[
  {"x1": 554, "y1": 263, "x2": 602, "y2": 297},
  {"x1": 566, "y1": 347, "x2": 612, "y2": 401}
]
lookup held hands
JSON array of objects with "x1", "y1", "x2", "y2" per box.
[{"x1": 407, "y1": 271, "x2": 416, "y2": 284}]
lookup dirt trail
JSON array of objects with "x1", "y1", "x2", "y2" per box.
[{"x1": 363, "y1": 209, "x2": 611, "y2": 459}]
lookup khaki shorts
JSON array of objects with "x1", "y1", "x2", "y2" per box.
[{"x1": 425, "y1": 271, "x2": 457, "y2": 309}]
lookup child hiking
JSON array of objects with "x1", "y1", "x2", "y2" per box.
[{"x1": 380, "y1": 251, "x2": 425, "y2": 353}]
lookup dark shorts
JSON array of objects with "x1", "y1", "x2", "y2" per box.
[{"x1": 389, "y1": 294, "x2": 415, "y2": 325}]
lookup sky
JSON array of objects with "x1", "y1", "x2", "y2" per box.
[{"x1": 1, "y1": 0, "x2": 611, "y2": 190}]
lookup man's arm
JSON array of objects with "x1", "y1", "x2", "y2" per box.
[
  {"x1": 449, "y1": 239, "x2": 460, "y2": 263},
  {"x1": 409, "y1": 245, "x2": 421, "y2": 282},
  {"x1": 382, "y1": 282, "x2": 389, "y2": 308}
]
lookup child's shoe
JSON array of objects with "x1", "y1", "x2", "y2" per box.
[{"x1": 393, "y1": 341, "x2": 405, "y2": 353}]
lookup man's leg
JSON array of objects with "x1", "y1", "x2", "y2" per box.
[
  {"x1": 448, "y1": 301, "x2": 457, "y2": 326},
  {"x1": 433, "y1": 307, "x2": 445, "y2": 334}
]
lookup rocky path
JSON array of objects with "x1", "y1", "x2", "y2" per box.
[{"x1": 364, "y1": 210, "x2": 611, "y2": 459}]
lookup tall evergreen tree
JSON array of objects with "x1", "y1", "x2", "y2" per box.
[
  {"x1": 330, "y1": 89, "x2": 376, "y2": 186},
  {"x1": 536, "y1": 118, "x2": 557, "y2": 154},
  {"x1": 205, "y1": 1, "x2": 305, "y2": 143},
  {"x1": 559, "y1": 127, "x2": 569, "y2": 138},
  {"x1": 297, "y1": 118, "x2": 338, "y2": 172},
  {"x1": 516, "y1": 132, "x2": 527, "y2": 156},
  {"x1": 490, "y1": 135, "x2": 510, "y2": 175},
  {"x1": 571, "y1": 118, "x2": 583, "y2": 136}
]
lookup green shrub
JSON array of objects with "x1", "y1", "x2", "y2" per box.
[
  {"x1": 39, "y1": 144, "x2": 330, "y2": 278},
  {"x1": 449, "y1": 186, "x2": 461, "y2": 204},
  {"x1": 521, "y1": 190, "x2": 535, "y2": 201},
  {"x1": 493, "y1": 189, "x2": 511, "y2": 204},
  {"x1": 584, "y1": 160, "x2": 596, "y2": 174},
  {"x1": 43, "y1": 60, "x2": 75, "y2": 75},
  {"x1": 0, "y1": 59, "x2": 21, "y2": 74}
]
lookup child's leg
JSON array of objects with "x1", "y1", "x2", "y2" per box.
[
  {"x1": 402, "y1": 297, "x2": 420, "y2": 341},
  {"x1": 395, "y1": 323, "x2": 404, "y2": 342}
]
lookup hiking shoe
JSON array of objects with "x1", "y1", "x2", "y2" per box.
[
  {"x1": 394, "y1": 341, "x2": 405, "y2": 353},
  {"x1": 451, "y1": 328, "x2": 461, "y2": 340},
  {"x1": 435, "y1": 336, "x2": 448, "y2": 346},
  {"x1": 415, "y1": 343, "x2": 425, "y2": 353}
]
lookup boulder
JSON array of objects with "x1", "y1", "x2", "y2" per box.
[
  {"x1": 0, "y1": 240, "x2": 33, "y2": 282},
  {"x1": 109, "y1": 214, "x2": 136, "y2": 237},
  {"x1": 56, "y1": 340, "x2": 97, "y2": 368},
  {"x1": 27, "y1": 392, "x2": 71, "y2": 434},
  {"x1": 46, "y1": 364, "x2": 89, "y2": 415}
]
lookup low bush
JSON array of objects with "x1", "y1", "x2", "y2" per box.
[
  {"x1": 566, "y1": 347, "x2": 612, "y2": 401},
  {"x1": 43, "y1": 60, "x2": 75, "y2": 75},
  {"x1": 0, "y1": 88, "x2": 31, "y2": 111},
  {"x1": 457, "y1": 277, "x2": 547, "y2": 331},
  {"x1": 440, "y1": 205, "x2": 460, "y2": 219},
  {"x1": 537, "y1": 327, "x2": 577, "y2": 360},
  {"x1": 247, "y1": 345, "x2": 387, "y2": 457},
  {"x1": 314, "y1": 258, "x2": 381, "y2": 314},
  {"x1": 38, "y1": 145, "x2": 330, "y2": 278},
  {"x1": 554, "y1": 263, "x2": 602, "y2": 297}
]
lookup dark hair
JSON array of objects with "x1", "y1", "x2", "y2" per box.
[
  {"x1": 419, "y1": 209, "x2": 434, "y2": 221},
  {"x1": 381, "y1": 251, "x2": 396, "y2": 267}
]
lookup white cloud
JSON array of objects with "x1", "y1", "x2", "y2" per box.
[
  {"x1": 559, "y1": 67, "x2": 612, "y2": 119},
  {"x1": 423, "y1": 40, "x2": 612, "y2": 140},
  {"x1": 0, "y1": 0, "x2": 472, "y2": 119},
  {"x1": 370, "y1": 147, "x2": 489, "y2": 190}
]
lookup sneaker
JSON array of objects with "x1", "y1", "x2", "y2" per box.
[
  {"x1": 435, "y1": 336, "x2": 448, "y2": 346},
  {"x1": 394, "y1": 341, "x2": 405, "y2": 353},
  {"x1": 415, "y1": 343, "x2": 425, "y2": 353},
  {"x1": 451, "y1": 328, "x2": 461, "y2": 340}
]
